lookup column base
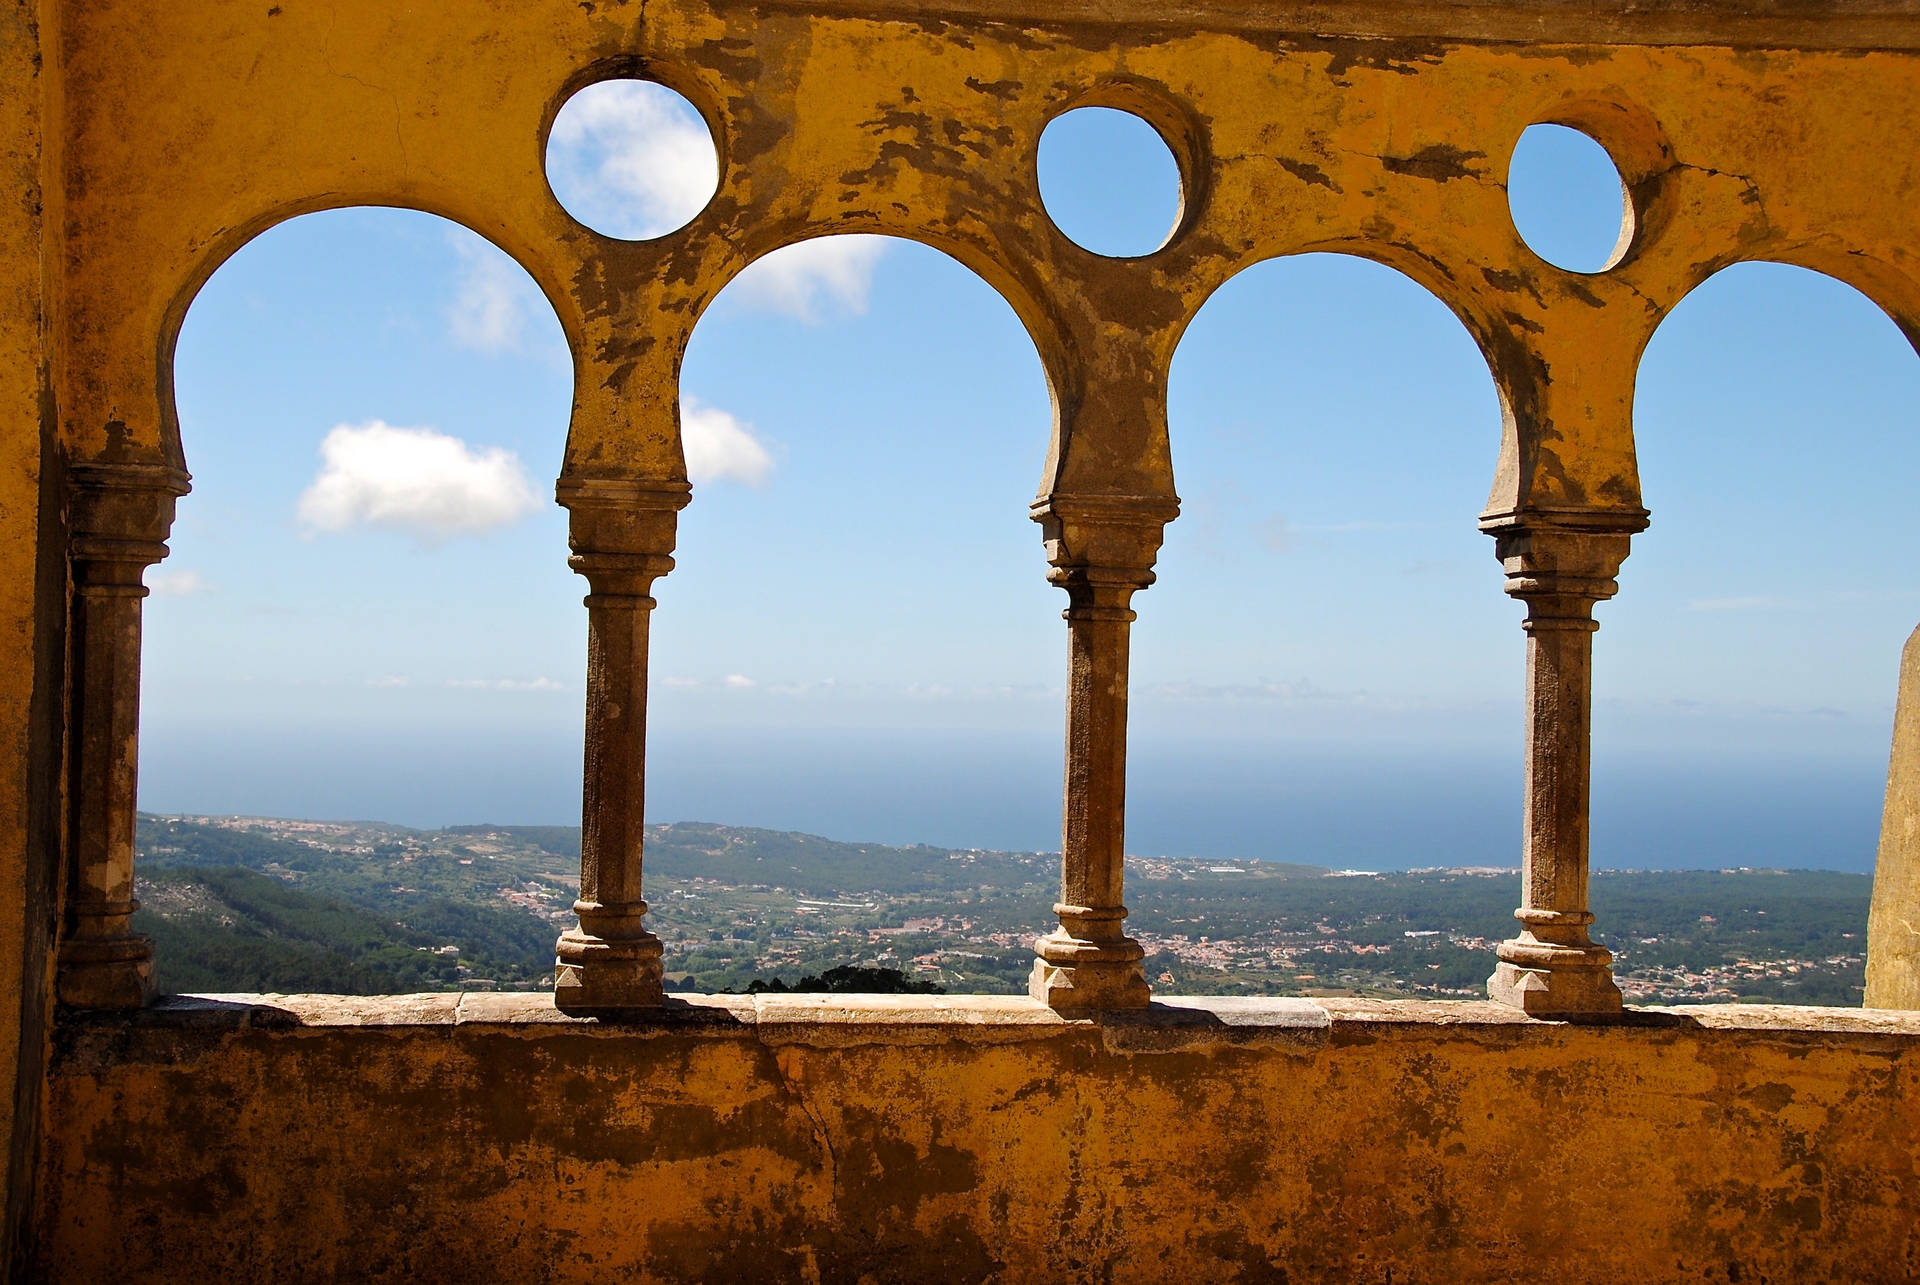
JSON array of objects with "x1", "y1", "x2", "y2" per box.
[
  {"x1": 1488, "y1": 959, "x2": 1622, "y2": 1017},
  {"x1": 553, "y1": 929, "x2": 664, "y2": 1015},
  {"x1": 57, "y1": 934, "x2": 156, "y2": 1010},
  {"x1": 1029, "y1": 932, "x2": 1151, "y2": 1012}
]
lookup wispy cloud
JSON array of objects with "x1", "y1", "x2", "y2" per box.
[
  {"x1": 297, "y1": 421, "x2": 539, "y2": 544},
  {"x1": 1293, "y1": 520, "x2": 1428, "y2": 534},
  {"x1": 444, "y1": 232, "x2": 551, "y2": 354},
  {"x1": 445, "y1": 677, "x2": 566, "y2": 692},
  {"x1": 1137, "y1": 678, "x2": 1376, "y2": 707},
  {"x1": 729, "y1": 236, "x2": 890, "y2": 322},
  {"x1": 148, "y1": 568, "x2": 209, "y2": 597},
  {"x1": 1257, "y1": 516, "x2": 1290, "y2": 553},
  {"x1": 682, "y1": 397, "x2": 773, "y2": 487},
  {"x1": 656, "y1": 677, "x2": 1058, "y2": 702},
  {"x1": 1687, "y1": 595, "x2": 1797, "y2": 612}
]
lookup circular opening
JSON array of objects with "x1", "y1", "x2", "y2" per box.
[
  {"x1": 546, "y1": 79, "x2": 719, "y2": 241},
  {"x1": 1037, "y1": 106, "x2": 1183, "y2": 259},
  {"x1": 1507, "y1": 123, "x2": 1630, "y2": 274}
]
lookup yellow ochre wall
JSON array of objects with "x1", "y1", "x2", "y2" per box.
[
  {"x1": 0, "y1": 1, "x2": 62, "y2": 1276},
  {"x1": 35, "y1": 995, "x2": 1920, "y2": 1284},
  {"x1": 43, "y1": 0, "x2": 1920, "y2": 505}
]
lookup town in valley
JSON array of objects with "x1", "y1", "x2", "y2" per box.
[{"x1": 134, "y1": 813, "x2": 1869, "y2": 1006}]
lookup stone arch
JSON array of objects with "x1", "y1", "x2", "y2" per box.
[
  {"x1": 676, "y1": 225, "x2": 1072, "y2": 500},
  {"x1": 1613, "y1": 249, "x2": 1920, "y2": 526},
  {"x1": 1604, "y1": 255, "x2": 1920, "y2": 907},
  {"x1": 1129, "y1": 247, "x2": 1512, "y2": 853},
  {"x1": 149, "y1": 198, "x2": 580, "y2": 480},
  {"x1": 1653, "y1": 248, "x2": 1920, "y2": 368},
  {"x1": 1166, "y1": 243, "x2": 1512, "y2": 507}
]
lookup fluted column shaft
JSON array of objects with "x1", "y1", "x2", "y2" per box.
[
  {"x1": 553, "y1": 478, "x2": 689, "y2": 1015},
  {"x1": 58, "y1": 462, "x2": 189, "y2": 1010},
  {"x1": 1483, "y1": 516, "x2": 1640, "y2": 1017},
  {"x1": 1030, "y1": 495, "x2": 1175, "y2": 1012}
]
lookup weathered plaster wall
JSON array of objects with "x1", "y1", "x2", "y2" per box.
[
  {"x1": 36, "y1": 995, "x2": 1920, "y2": 1283},
  {"x1": 47, "y1": 0, "x2": 1920, "y2": 507},
  {"x1": 0, "y1": 1, "x2": 59, "y2": 1274}
]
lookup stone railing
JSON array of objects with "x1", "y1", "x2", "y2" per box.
[{"x1": 34, "y1": 993, "x2": 1920, "y2": 1282}]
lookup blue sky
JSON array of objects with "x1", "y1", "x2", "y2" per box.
[{"x1": 138, "y1": 89, "x2": 1920, "y2": 871}]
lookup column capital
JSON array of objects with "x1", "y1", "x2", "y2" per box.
[
  {"x1": 1481, "y1": 508, "x2": 1646, "y2": 627},
  {"x1": 1032, "y1": 492, "x2": 1179, "y2": 614},
  {"x1": 556, "y1": 476, "x2": 692, "y2": 513},
  {"x1": 557, "y1": 477, "x2": 691, "y2": 597},
  {"x1": 68, "y1": 462, "x2": 191, "y2": 586}
]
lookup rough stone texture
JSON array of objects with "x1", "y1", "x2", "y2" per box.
[
  {"x1": 0, "y1": 2, "x2": 60, "y2": 1274},
  {"x1": 35, "y1": 995, "x2": 1920, "y2": 1283},
  {"x1": 1868, "y1": 624, "x2": 1920, "y2": 1008}
]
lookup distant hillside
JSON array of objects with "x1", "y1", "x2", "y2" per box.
[
  {"x1": 140, "y1": 867, "x2": 468, "y2": 995},
  {"x1": 133, "y1": 814, "x2": 1873, "y2": 1004},
  {"x1": 445, "y1": 821, "x2": 1329, "y2": 894}
]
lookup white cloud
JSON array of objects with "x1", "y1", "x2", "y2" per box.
[
  {"x1": 547, "y1": 80, "x2": 719, "y2": 240},
  {"x1": 730, "y1": 236, "x2": 890, "y2": 322},
  {"x1": 366, "y1": 674, "x2": 410, "y2": 689},
  {"x1": 148, "y1": 568, "x2": 208, "y2": 597},
  {"x1": 723, "y1": 673, "x2": 757, "y2": 689},
  {"x1": 446, "y1": 233, "x2": 543, "y2": 354},
  {"x1": 297, "y1": 421, "x2": 540, "y2": 543},
  {"x1": 681, "y1": 397, "x2": 773, "y2": 487}
]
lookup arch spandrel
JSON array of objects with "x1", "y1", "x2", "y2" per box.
[
  {"x1": 57, "y1": 0, "x2": 632, "y2": 469},
  {"x1": 46, "y1": 0, "x2": 1920, "y2": 512}
]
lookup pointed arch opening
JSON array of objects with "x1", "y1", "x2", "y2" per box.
[
  {"x1": 1597, "y1": 260, "x2": 1920, "y2": 1005},
  {"x1": 652, "y1": 232, "x2": 1057, "y2": 994},
  {"x1": 137, "y1": 207, "x2": 578, "y2": 995},
  {"x1": 1134, "y1": 251, "x2": 1513, "y2": 997}
]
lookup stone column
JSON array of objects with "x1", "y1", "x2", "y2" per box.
[
  {"x1": 57, "y1": 462, "x2": 190, "y2": 1010},
  {"x1": 1029, "y1": 495, "x2": 1176, "y2": 1012},
  {"x1": 1482, "y1": 514, "x2": 1642, "y2": 1017},
  {"x1": 552, "y1": 478, "x2": 690, "y2": 1015}
]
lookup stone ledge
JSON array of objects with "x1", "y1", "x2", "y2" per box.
[{"x1": 58, "y1": 991, "x2": 1920, "y2": 1051}]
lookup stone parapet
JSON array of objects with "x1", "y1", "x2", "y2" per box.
[{"x1": 38, "y1": 995, "x2": 1920, "y2": 1283}]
